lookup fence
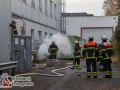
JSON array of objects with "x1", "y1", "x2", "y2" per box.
[{"x1": 12, "y1": 35, "x2": 32, "y2": 73}]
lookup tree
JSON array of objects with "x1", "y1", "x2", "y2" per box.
[
  {"x1": 112, "y1": 11, "x2": 120, "y2": 62},
  {"x1": 103, "y1": 0, "x2": 118, "y2": 16}
]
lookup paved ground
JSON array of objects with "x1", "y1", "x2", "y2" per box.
[{"x1": 2, "y1": 59, "x2": 120, "y2": 90}]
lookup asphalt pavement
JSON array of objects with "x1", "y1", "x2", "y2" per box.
[{"x1": 2, "y1": 59, "x2": 120, "y2": 90}]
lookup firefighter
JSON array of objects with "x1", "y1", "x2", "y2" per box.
[
  {"x1": 10, "y1": 19, "x2": 18, "y2": 35},
  {"x1": 71, "y1": 40, "x2": 82, "y2": 70},
  {"x1": 97, "y1": 41, "x2": 104, "y2": 71},
  {"x1": 48, "y1": 40, "x2": 59, "y2": 59},
  {"x1": 100, "y1": 35, "x2": 113, "y2": 78},
  {"x1": 79, "y1": 43, "x2": 82, "y2": 48},
  {"x1": 82, "y1": 35, "x2": 99, "y2": 78}
]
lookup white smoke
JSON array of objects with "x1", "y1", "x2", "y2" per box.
[{"x1": 37, "y1": 33, "x2": 72, "y2": 60}]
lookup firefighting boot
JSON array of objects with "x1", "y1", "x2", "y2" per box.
[
  {"x1": 76, "y1": 65, "x2": 82, "y2": 70},
  {"x1": 87, "y1": 72, "x2": 91, "y2": 78},
  {"x1": 71, "y1": 65, "x2": 76, "y2": 69},
  {"x1": 109, "y1": 71, "x2": 112, "y2": 78},
  {"x1": 87, "y1": 76, "x2": 91, "y2": 78},
  {"x1": 108, "y1": 75, "x2": 112, "y2": 78},
  {"x1": 100, "y1": 66, "x2": 104, "y2": 71},
  {"x1": 103, "y1": 71, "x2": 110, "y2": 78},
  {"x1": 103, "y1": 75, "x2": 109, "y2": 78},
  {"x1": 93, "y1": 76, "x2": 98, "y2": 78}
]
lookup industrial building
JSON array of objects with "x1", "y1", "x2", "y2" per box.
[
  {"x1": 0, "y1": 0, "x2": 118, "y2": 74},
  {"x1": 64, "y1": 13, "x2": 118, "y2": 43},
  {"x1": 0, "y1": 0, "x2": 64, "y2": 73},
  {"x1": 11, "y1": 0, "x2": 63, "y2": 51}
]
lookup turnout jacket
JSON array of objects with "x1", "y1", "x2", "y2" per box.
[
  {"x1": 101, "y1": 42, "x2": 113, "y2": 60},
  {"x1": 48, "y1": 44, "x2": 59, "y2": 55},
  {"x1": 82, "y1": 41, "x2": 99, "y2": 59},
  {"x1": 74, "y1": 44, "x2": 81, "y2": 58}
]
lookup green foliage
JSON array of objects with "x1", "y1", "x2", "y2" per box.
[{"x1": 112, "y1": 12, "x2": 120, "y2": 61}]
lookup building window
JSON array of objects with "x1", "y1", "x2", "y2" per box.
[
  {"x1": 39, "y1": 0, "x2": 42, "y2": 11},
  {"x1": 54, "y1": 4, "x2": 56, "y2": 19},
  {"x1": 50, "y1": 33, "x2": 52, "y2": 38},
  {"x1": 22, "y1": 0, "x2": 26, "y2": 3},
  {"x1": 31, "y1": 0, "x2": 35, "y2": 8},
  {"x1": 45, "y1": 32, "x2": 47, "y2": 38},
  {"x1": 50, "y1": 0, "x2": 52, "y2": 17},
  {"x1": 45, "y1": 0, "x2": 48, "y2": 14},
  {"x1": 20, "y1": 27, "x2": 24, "y2": 35},
  {"x1": 38, "y1": 31, "x2": 42, "y2": 43},
  {"x1": 31, "y1": 29, "x2": 34, "y2": 42}
]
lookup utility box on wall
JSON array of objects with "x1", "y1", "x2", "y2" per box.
[{"x1": 0, "y1": 0, "x2": 11, "y2": 63}]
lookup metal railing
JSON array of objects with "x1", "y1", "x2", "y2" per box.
[{"x1": 0, "y1": 61, "x2": 18, "y2": 76}]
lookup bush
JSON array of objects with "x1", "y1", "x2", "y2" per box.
[{"x1": 112, "y1": 21, "x2": 120, "y2": 62}]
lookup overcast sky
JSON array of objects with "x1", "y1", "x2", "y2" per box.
[{"x1": 66, "y1": 0, "x2": 105, "y2": 16}]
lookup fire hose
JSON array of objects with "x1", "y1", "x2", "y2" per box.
[{"x1": 15, "y1": 63, "x2": 72, "y2": 77}]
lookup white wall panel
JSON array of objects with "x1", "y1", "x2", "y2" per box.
[
  {"x1": 11, "y1": 0, "x2": 62, "y2": 42},
  {"x1": 66, "y1": 16, "x2": 118, "y2": 37},
  {"x1": 82, "y1": 28, "x2": 112, "y2": 42},
  {"x1": 21, "y1": 3, "x2": 27, "y2": 17},
  {"x1": 42, "y1": 0, "x2": 45, "y2": 13},
  {"x1": 16, "y1": 0, "x2": 22, "y2": 15},
  {"x1": 48, "y1": 17, "x2": 50, "y2": 27},
  {"x1": 26, "y1": 5, "x2": 31, "y2": 19},
  {"x1": 31, "y1": 8, "x2": 38, "y2": 21},
  {"x1": 11, "y1": 0, "x2": 16, "y2": 13},
  {"x1": 26, "y1": 0, "x2": 31, "y2": 6},
  {"x1": 38, "y1": 12, "x2": 41, "y2": 23},
  {"x1": 0, "y1": 0, "x2": 11, "y2": 63}
]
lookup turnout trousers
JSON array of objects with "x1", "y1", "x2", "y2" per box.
[
  {"x1": 50, "y1": 55, "x2": 56, "y2": 59},
  {"x1": 72, "y1": 58, "x2": 81, "y2": 70},
  {"x1": 73, "y1": 58, "x2": 80, "y2": 65},
  {"x1": 103, "y1": 59, "x2": 112, "y2": 77},
  {"x1": 86, "y1": 59, "x2": 97, "y2": 77}
]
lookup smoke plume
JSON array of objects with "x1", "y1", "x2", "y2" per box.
[{"x1": 37, "y1": 33, "x2": 72, "y2": 60}]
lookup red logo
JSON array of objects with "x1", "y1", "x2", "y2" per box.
[{"x1": 3, "y1": 78, "x2": 10, "y2": 86}]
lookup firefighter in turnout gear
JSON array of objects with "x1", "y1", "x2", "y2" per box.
[
  {"x1": 97, "y1": 41, "x2": 104, "y2": 71},
  {"x1": 10, "y1": 19, "x2": 18, "y2": 35},
  {"x1": 71, "y1": 40, "x2": 82, "y2": 70},
  {"x1": 48, "y1": 40, "x2": 59, "y2": 59},
  {"x1": 100, "y1": 35, "x2": 113, "y2": 78},
  {"x1": 82, "y1": 35, "x2": 99, "y2": 78}
]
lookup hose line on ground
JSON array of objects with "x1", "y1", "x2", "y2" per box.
[{"x1": 15, "y1": 63, "x2": 72, "y2": 77}]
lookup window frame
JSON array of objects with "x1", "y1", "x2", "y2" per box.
[
  {"x1": 22, "y1": 0, "x2": 26, "y2": 3},
  {"x1": 31, "y1": 0, "x2": 35, "y2": 8},
  {"x1": 45, "y1": 0, "x2": 48, "y2": 14},
  {"x1": 39, "y1": 0, "x2": 42, "y2": 11},
  {"x1": 50, "y1": 0, "x2": 52, "y2": 17}
]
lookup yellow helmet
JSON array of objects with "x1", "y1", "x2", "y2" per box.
[
  {"x1": 88, "y1": 35, "x2": 94, "y2": 39},
  {"x1": 12, "y1": 19, "x2": 17, "y2": 23},
  {"x1": 79, "y1": 44, "x2": 82, "y2": 48},
  {"x1": 52, "y1": 40, "x2": 55, "y2": 43},
  {"x1": 101, "y1": 35, "x2": 108, "y2": 40},
  {"x1": 75, "y1": 40, "x2": 79, "y2": 44}
]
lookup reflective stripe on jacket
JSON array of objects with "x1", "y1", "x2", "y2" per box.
[
  {"x1": 82, "y1": 41, "x2": 98, "y2": 59},
  {"x1": 48, "y1": 44, "x2": 59, "y2": 55},
  {"x1": 74, "y1": 44, "x2": 81, "y2": 58},
  {"x1": 101, "y1": 42, "x2": 112, "y2": 60}
]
